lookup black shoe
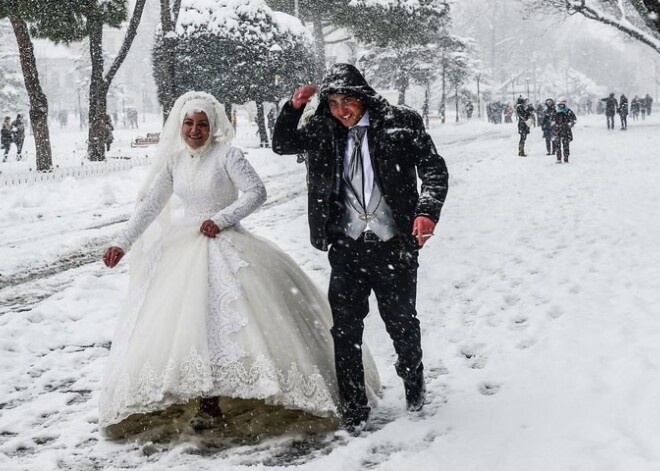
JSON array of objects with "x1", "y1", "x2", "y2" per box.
[
  {"x1": 190, "y1": 411, "x2": 223, "y2": 432},
  {"x1": 404, "y1": 374, "x2": 427, "y2": 412},
  {"x1": 341, "y1": 406, "x2": 370, "y2": 436},
  {"x1": 564, "y1": 157, "x2": 569, "y2": 163}
]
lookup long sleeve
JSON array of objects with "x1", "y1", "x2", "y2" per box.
[
  {"x1": 212, "y1": 147, "x2": 267, "y2": 229},
  {"x1": 272, "y1": 101, "x2": 307, "y2": 155},
  {"x1": 411, "y1": 112, "x2": 449, "y2": 223},
  {"x1": 113, "y1": 161, "x2": 174, "y2": 250}
]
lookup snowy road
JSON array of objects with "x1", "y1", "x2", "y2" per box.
[{"x1": 1, "y1": 114, "x2": 660, "y2": 470}]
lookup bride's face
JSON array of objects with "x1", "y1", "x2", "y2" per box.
[{"x1": 182, "y1": 112, "x2": 211, "y2": 149}]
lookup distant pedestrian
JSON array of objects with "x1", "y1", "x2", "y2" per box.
[
  {"x1": 504, "y1": 102, "x2": 514, "y2": 123},
  {"x1": 104, "y1": 114, "x2": 114, "y2": 151},
  {"x1": 631, "y1": 96, "x2": 640, "y2": 121},
  {"x1": 618, "y1": 94, "x2": 628, "y2": 130},
  {"x1": 644, "y1": 94, "x2": 653, "y2": 116},
  {"x1": 516, "y1": 96, "x2": 532, "y2": 157},
  {"x1": 541, "y1": 98, "x2": 556, "y2": 155},
  {"x1": 601, "y1": 93, "x2": 618, "y2": 130},
  {"x1": 267, "y1": 106, "x2": 277, "y2": 139},
  {"x1": 465, "y1": 100, "x2": 474, "y2": 120},
  {"x1": 554, "y1": 97, "x2": 577, "y2": 164},
  {"x1": 11, "y1": 114, "x2": 25, "y2": 160},
  {"x1": 640, "y1": 97, "x2": 647, "y2": 120},
  {"x1": 1, "y1": 116, "x2": 12, "y2": 162}
]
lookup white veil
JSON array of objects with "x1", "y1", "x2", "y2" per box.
[{"x1": 128, "y1": 91, "x2": 235, "y2": 280}]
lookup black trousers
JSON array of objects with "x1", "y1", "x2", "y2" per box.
[
  {"x1": 606, "y1": 114, "x2": 615, "y2": 129},
  {"x1": 328, "y1": 233, "x2": 422, "y2": 415},
  {"x1": 556, "y1": 136, "x2": 571, "y2": 158}
]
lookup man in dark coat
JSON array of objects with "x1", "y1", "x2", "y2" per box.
[
  {"x1": 602, "y1": 93, "x2": 618, "y2": 130},
  {"x1": 541, "y1": 98, "x2": 557, "y2": 155},
  {"x1": 515, "y1": 96, "x2": 532, "y2": 156},
  {"x1": 554, "y1": 97, "x2": 577, "y2": 164},
  {"x1": 618, "y1": 94, "x2": 628, "y2": 130},
  {"x1": 272, "y1": 63, "x2": 448, "y2": 434}
]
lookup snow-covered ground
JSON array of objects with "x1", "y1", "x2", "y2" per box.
[{"x1": 1, "y1": 110, "x2": 659, "y2": 470}]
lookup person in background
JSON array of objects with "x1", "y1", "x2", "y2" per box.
[
  {"x1": 272, "y1": 63, "x2": 448, "y2": 435},
  {"x1": 465, "y1": 100, "x2": 474, "y2": 120},
  {"x1": 1, "y1": 116, "x2": 12, "y2": 162},
  {"x1": 104, "y1": 114, "x2": 114, "y2": 152},
  {"x1": 631, "y1": 95, "x2": 640, "y2": 121},
  {"x1": 11, "y1": 114, "x2": 25, "y2": 160},
  {"x1": 553, "y1": 97, "x2": 577, "y2": 164},
  {"x1": 602, "y1": 93, "x2": 618, "y2": 130},
  {"x1": 515, "y1": 96, "x2": 532, "y2": 157},
  {"x1": 644, "y1": 93, "x2": 653, "y2": 115},
  {"x1": 618, "y1": 94, "x2": 629, "y2": 130},
  {"x1": 540, "y1": 98, "x2": 556, "y2": 156}
]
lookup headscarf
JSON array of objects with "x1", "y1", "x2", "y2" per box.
[{"x1": 139, "y1": 91, "x2": 234, "y2": 199}]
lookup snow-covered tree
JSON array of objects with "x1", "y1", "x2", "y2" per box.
[
  {"x1": 153, "y1": 0, "x2": 317, "y2": 146},
  {"x1": 0, "y1": 1, "x2": 147, "y2": 167},
  {"x1": 265, "y1": 0, "x2": 351, "y2": 77},
  {"x1": 0, "y1": 20, "x2": 27, "y2": 115},
  {"x1": 523, "y1": 0, "x2": 660, "y2": 55},
  {"x1": 0, "y1": 0, "x2": 90, "y2": 170},
  {"x1": 156, "y1": 0, "x2": 183, "y2": 118},
  {"x1": 83, "y1": 0, "x2": 147, "y2": 161},
  {"x1": 345, "y1": 0, "x2": 451, "y2": 105}
]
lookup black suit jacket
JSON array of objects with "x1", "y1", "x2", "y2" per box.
[{"x1": 273, "y1": 98, "x2": 449, "y2": 252}]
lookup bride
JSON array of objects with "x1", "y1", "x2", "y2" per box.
[{"x1": 100, "y1": 91, "x2": 380, "y2": 432}]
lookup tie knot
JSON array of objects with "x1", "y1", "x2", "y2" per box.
[{"x1": 351, "y1": 126, "x2": 366, "y2": 143}]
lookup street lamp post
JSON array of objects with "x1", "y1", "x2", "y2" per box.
[
  {"x1": 476, "y1": 73, "x2": 481, "y2": 119},
  {"x1": 76, "y1": 82, "x2": 83, "y2": 130},
  {"x1": 141, "y1": 82, "x2": 147, "y2": 123},
  {"x1": 526, "y1": 77, "x2": 530, "y2": 100}
]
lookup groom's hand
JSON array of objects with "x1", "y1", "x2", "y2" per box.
[
  {"x1": 200, "y1": 219, "x2": 221, "y2": 238},
  {"x1": 292, "y1": 85, "x2": 318, "y2": 110},
  {"x1": 412, "y1": 216, "x2": 436, "y2": 248}
]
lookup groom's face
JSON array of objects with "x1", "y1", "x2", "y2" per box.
[{"x1": 327, "y1": 94, "x2": 366, "y2": 128}]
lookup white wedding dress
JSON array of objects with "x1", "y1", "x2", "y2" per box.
[{"x1": 98, "y1": 144, "x2": 380, "y2": 428}]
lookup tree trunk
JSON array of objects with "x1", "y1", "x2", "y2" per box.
[
  {"x1": 86, "y1": 0, "x2": 147, "y2": 159},
  {"x1": 397, "y1": 85, "x2": 407, "y2": 106},
  {"x1": 87, "y1": 14, "x2": 106, "y2": 161},
  {"x1": 423, "y1": 83, "x2": 430, "y2": 128},
  {"x1": 160, "y1": 0, "x2": 178, "y2": 120},
  {"x1": 9, "y1": 16, "x2": 53, "y2": 172},
  {"x1": 441, "y1": 59, "x2": 447, "y2": 124},
  {"x1": 311, "y1": 13, "x2": 326, "y2": 80},
  {"x1": 396, "y1": 69, "x2": 408, "y2": 105},
  {"x1": 256, "y1": 101, "x2": 269, "y2": 148}
]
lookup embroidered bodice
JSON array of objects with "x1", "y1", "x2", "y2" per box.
[{"x1": 115, "y1": 145, "x2": 266, "y2": 250}]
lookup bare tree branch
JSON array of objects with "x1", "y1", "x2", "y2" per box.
[{"x1": 104, "y1": 0, "x2": 147, "y2": 86}]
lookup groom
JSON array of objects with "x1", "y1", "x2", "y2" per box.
[{"x1": 272, "y1": 64, "x2": 448, "y2": 433}]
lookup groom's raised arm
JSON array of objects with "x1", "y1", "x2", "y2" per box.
[
  {"x1": 272, "y1": 84, "x2": 318, "y2": 155},
  {"x1": 271, "y1": 100, "x2": 306, "y2": 155}
]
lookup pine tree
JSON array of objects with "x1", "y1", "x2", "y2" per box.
[
  {"x1": 348, "y1": 0, "x2": 451, "y2": 105},
  {"x1": 153, "y1": 0, "x2": 317, "y2": 146}
]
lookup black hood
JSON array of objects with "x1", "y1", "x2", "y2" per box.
[
  {"x1": 316, "y1": 63, "x2": 387, "y2": 116},
  {"x1": 319, "y1": 64, "x2": 377, "y2": 99}
]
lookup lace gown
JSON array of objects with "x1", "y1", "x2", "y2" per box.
[{"x1": 98, "y1": 145, "x2": 380, "y2": 427}]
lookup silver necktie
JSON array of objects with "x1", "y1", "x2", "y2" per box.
[{"x1": 348, "y1": 126, "x2": 367, "y2": 209}]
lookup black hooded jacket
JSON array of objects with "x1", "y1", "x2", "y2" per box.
[{"x1": 272, "y1": 64, "x2": 449, "y2": 251}]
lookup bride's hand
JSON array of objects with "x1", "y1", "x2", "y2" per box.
[
  {"x1": 103, "y1": 246, "x2": 125, "y2": 268},
  {"x1": 200, "y1": 219, "x2": 221, "y2": 238}
]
